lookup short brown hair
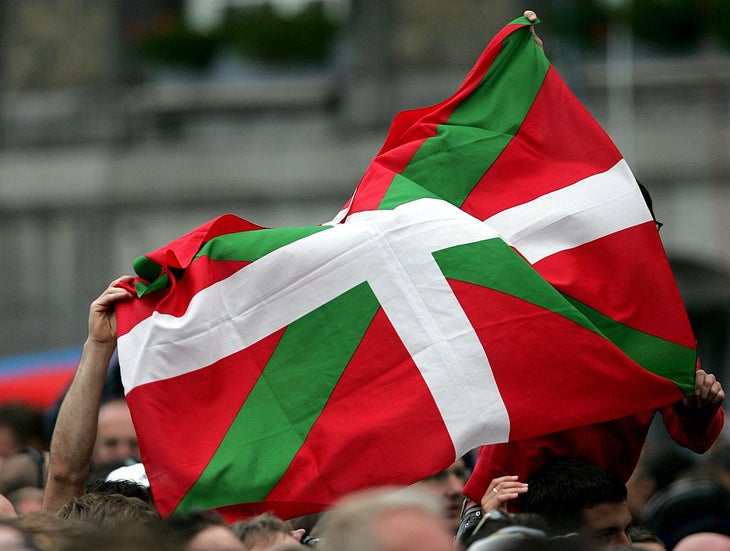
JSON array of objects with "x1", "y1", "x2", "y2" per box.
[
  {"x1": 231, "y1": 512, "x2": 294, "y2": 548},
  {"x1": 56, "y1": 492, "x2": 160, "y2": 529}
]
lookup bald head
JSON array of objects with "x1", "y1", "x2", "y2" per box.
[
  {"x1": 674, "y1": 533, "x2": 730, "y2": 551},
  {"x1": 319, "y1": 487, "x2": 454, "y2": 551}
]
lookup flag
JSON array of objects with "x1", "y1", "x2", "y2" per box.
[
  {"x1": 115, "y1": 14, "x2": 697, "y2": 521},
  {"x1": 0, "y1": 347, "x2": 80, "y2": 409}
]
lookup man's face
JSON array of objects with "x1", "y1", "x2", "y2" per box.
[
  {"x1": 582, "y1": 501, "x2": 632, "y2": 547},
  {"x1": 93, "y1": 400, "x2": 140, "y2": 465},
  {"x1": 0, "y1": 426, "x2": 21, "y2": 459},
  {"x1": 414, "y1": 459, "x2": 469, "y2": 534}
]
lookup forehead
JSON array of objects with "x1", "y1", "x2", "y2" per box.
[
  {"x1": 249, "y1": 533, "x2": 298, "y2": 551},
  {"x1": 582, "y1": 501, "x2": 631, "y2": 533},
  {"x1": 99, "y1": 400, "x2": 130, "y2": 417},
  {"x1": 97, "y1": 401, "x2": 135, "y2": 434}
]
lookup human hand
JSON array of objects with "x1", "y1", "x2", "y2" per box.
[
  {"x1": 523, "y1": 10, "x2": 544, "y2": 49},
  {"x1": 480, "y1": 475, "x2": 528, "y2": 512},
  {"x1": 683, "y1": 369, "x2": 725, "y2": 410},
  {"x1": 87, "y1": 276, "x2": 135, "y2": 348}
]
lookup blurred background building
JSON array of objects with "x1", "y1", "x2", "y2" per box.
[{"x1": 1, "y1": 0, "x2": 728, "y2": 386}]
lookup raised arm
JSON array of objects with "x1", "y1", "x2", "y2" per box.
[
  {"x1": 663, "y1": 369, "x2": 725, "y2": 453},
  {"x1": 41, "y1": 276, "x2": 135, "y2": 514},
  {"x1": 480, "y1": 475, "x2": 529, "y2": 512}
]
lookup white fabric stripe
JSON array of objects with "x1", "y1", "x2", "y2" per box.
[
  {"x1": 484, "y1": 160, "x2": 651, "y2": 263},
  {"x1": 119, "y1": 198, "x2": 511, "y2": 453}
]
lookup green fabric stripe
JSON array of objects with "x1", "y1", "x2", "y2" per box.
[
  {"x1": 377, "y1": 173, "x2": 444, "y2": 210},
  {"x1": 379, "y1": 26, "x2": 549, "y2": 210},
  {"x1": 176, "y1": 281, "x2": 381, "y2": 512},
  {"x1": 433, "y1": 239, "x2": 695, "y2": 393},
  {"x1": 195, "y1": 226, "x2": 330, "y2": 263},
  {"x1": 434, "y1": 239, "x2": 599, "y2": 331},
  {"x1": 562, "y1": 296, "x2": 696, "y2": 394},
  {"x1": 134, "y1": 273, "x2": 169, "y2": 297}
]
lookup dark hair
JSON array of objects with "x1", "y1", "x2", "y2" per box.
[
  {"x1": 86, "y1": 478, "x2": 154, "y2": 505},
  {"x1": 637, "y1": 181, "x2": 655, "y2": 217},
  {"x1": 523, "y1": 458, "x2": 627, "y2": 535},
  {"x1": 466, "y1": 531, "x2": 597, "y2": 551},
  {"x1": 0, "y1": 403, "x2": 47, "y2": 450},
  {"x1": 166, "y1": 509, "x2": 228, "y2": 544},
  {"x1": 644, "y1": 478, "x2": 730, "y2": 550},
  {"x1": 86, "y1": 459, "x2": 129, "y2": 484},
  {"x1": 56, "y1": 492, "x2": 161, "y2": 529},
  {"x1": 637, "y1": 180, "x2": 663, "y2": 230}
]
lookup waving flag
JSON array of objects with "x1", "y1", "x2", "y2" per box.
[{"x1": 115, "y1": 14, "x2": 697, "y2": 521}]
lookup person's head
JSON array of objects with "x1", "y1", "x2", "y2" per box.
[
  {"x1": 0, "y1": 403, "x2": 46, "y2": 457},
  {"x1": 93, "y1": 399, "x2": 140, "y2": 465},
  {"x1": 0, "y1": 519, "x2": 42, "y2": 551},
  {"x1": 0, "y1": 450, "x2": 46, "y2": 495},
  {"x1": 643, "y1": 478, "x2": 730, "y2": 550},
  {"x1": 628, "y1": 525, "x2": 666, "y2": 551},
  {"x1": 56, "y1": 492, "x2": 161, "y2": 532},
  {"x1": 457, "y1": 509, "x2": 549, "y2": 549},
  {"x1": 627, "y1": 445, "x2": 697, "y2": 523},
  {"x1": 231, "y1": 513, "x2": 304, "y2": 551},
  {"x1": 465, "y1": 530, "x2": 596, "y2": 551},
  {"x1": 702, "y1": 431, "x2": 730, "y2": 495},
  {"x1": 673, "y1": 532, "x2": 730, "y2": 551},
  {"x1": 14, "y1": 512, "x2": 171, "y2": 550},
  {"x1": 523, "y1": 458, "x2": 631, "y2": 547},
  {"x1": 167, "y1": 509, "x2": 245, "y2": 550},
  {"x1": 6, "y1": 487, "x2": 44, "y2": 515},
  {"x1": 318, "y1": 486, "x2": 454, "y2": 551},
  {"x1": 7, "y1": 513, "x2": 100, "y2": 551},
  {"x1": 413, "y1": 457, "x2": 470, "y2": 533},
  {"x1": 86, "y1": 478, "x2": 154, "y2": 506}
]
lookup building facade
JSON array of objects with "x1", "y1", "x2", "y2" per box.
[{"x1": 1, "y1": 0, "x2": 728, "y2": 379}]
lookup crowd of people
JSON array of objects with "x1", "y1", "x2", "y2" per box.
[{"x1": 0, "y1": 364, "x2": 725, "y2": 551}]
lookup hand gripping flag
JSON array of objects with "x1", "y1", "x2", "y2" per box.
[{"x1": 115, "y1": 14, "x2": 698, "y2": 521}]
